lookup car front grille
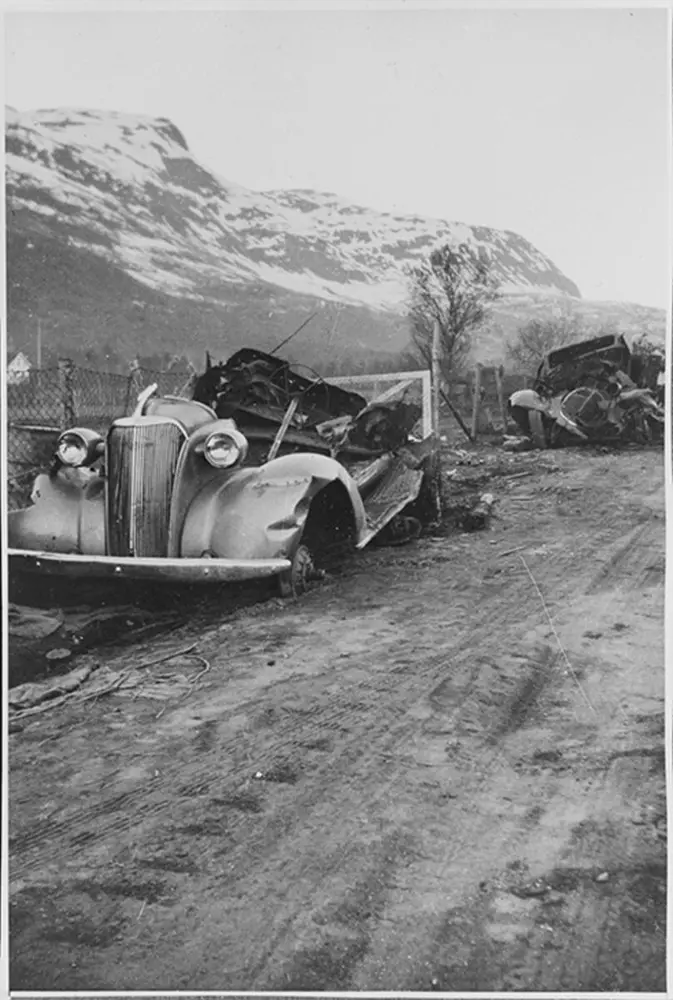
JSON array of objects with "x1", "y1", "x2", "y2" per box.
[{"x1": 106, "y1": 419, "x2": 186, "y2": 557}]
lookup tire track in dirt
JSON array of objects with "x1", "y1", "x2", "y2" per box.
[
  {"x1": 11, "y1": 561, "x2": 571, "y2": 990},
  {"x1": 343, "y1": 490, "x2": 665, "y2": 992},
  {"x1": 239, "y1": 635, "x2": 565, "y2": 990},
  {"x1": 258, "y1": 489, "x2": 663, "y2": 990},
  {"x1": 11, "y1": 577, "x2": 541, "y2": 875},
  {"x1": 586, "y1": 516, "x2": 664, "y2": 595},
  {"x1": 282, "y1": 665, "x2": 596, "y2": 991},
  {"x1": 528, "y1": 518, "x2": 665, "y2": 993},
  {"x1": 9, "y1": 453, "x2": 665, "y2": 991},
  {"x1": 243, "y1": 553, "x2": 635, "y2": 991},
  {"x1": 260, "y1": 680, "x2": 584, "y2": 991},
  {"x1": 10, "y1": 538, "x2": 566, "y2": 877}
]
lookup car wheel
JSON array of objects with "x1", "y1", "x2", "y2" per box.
[
  {"x1": 647, "y1": 415, "x2": 664, "y2": 443},
  {"x1": 528, "y1": 410, "x2": 548, "y2": 449},
  {"x1": 548, "y1": 422, "x2": 571, "y2": 448},
  {"x1": 509, "y1": 405, "x2": 532, "y2": 436},
  {"x1": 278, "y1": 543, "x2": 322, "y2": 598}
]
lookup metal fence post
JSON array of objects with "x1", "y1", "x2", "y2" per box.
[
  {"x1": 494, "y1": 364, "x2": 508, "y2": 432},
  {"x1": 431, "y1": 320, "x2": 441, "y2": 436},
  {"x1": 125, "y1": 361, "x2": 144, "y2": 414},
  {"x1": 470, "y1": 363, "x2": 483, "y2": 440},
  {"x1": 421, "y1": 371, "x2": 432, "y2": 439},
  {"x1": 58, "y1": 358, "x2": 76, "y2": 428}
]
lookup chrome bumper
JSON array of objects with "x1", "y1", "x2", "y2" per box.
[{"x1": 8, "y1": 549, "x2": 291, "y2": 583}]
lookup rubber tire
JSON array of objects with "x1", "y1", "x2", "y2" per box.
[
  {"x1": 528, "y1": 410, "x2": 548, "y2": 450},
  {"x1": 509, "y1": 405, "x2": 532, "y2": 437},
  {"x1": 646, "y1": 415, "x2": 664, "y2": 444},
  {"x1": 278, "y1": 543, "x2": 316, "y2": 599}
]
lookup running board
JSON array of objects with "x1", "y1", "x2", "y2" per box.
[{"x1": 356, "y1": 458, "x2": 424, "y2": 550}]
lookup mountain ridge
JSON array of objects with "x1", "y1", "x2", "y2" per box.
[{"x1": 6, "y1": 106, "x2": 664, "y2": 371}]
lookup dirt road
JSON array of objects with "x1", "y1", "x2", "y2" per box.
[{"x1": 9, "y1": 445, "x2": 666, "y2": 991}]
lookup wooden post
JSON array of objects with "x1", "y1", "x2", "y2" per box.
[
  {"x1": 494, "y1": 364, "x2": 508, "y2": 433},
  {"x1": 470, "y1": 363, "x2": 483, "y2": 440},
  {"x1": 440, "y1": 388, "x2": 473, "y2": 442},
  {"x1": 125, "y1": 359, "x2": 144, "y2": 414},
  {"x1": 58, "y1": 358, "x2": 76, "y2": 428},
  {"x1": 421, "y1": 371, "x2": 432, "y2": 439},
  {"x1": 431, "y1": 320, "x2": 441, "y2": 436}
]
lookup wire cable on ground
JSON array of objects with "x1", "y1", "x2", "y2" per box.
[{"x1": 519, "y1": 554, "x2": 599, "y2": 719}]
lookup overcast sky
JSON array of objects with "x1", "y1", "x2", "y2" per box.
[{"x1": 4, "y1": 5, "x2": 670, "y2": 308}]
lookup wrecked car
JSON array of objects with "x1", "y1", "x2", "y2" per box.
[
  {"x1": 8, "y1": 348, "x2": 440, "y2": 596},
  {"x1": 507, "y1": 333, "x2": 665, "y2": 449}
]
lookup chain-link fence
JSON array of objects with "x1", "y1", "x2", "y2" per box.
[{"x1": 7, "y1": 361, "x2": 193, "y2": 510}]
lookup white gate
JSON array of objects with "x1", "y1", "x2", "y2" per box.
[{"x1": 329, "y1": 369, "x2": 433, "y2": 439}]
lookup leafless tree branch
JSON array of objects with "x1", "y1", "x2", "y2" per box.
[{"x1": 406, "y1": 242, "x2": 500, "y2": 383}]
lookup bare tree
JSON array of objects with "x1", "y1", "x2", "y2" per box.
[
  {"x1": 407, "y1": 243, "x2": 500, "y2": 382},
  {"x1": 506, "y1": 312, "x2": 586, "y2": 374},
  {"x1": 630, "y1": 332, "x2": 665, "y2": 391},
  {"x1": 631, "y1": 331, "x2": 664, "y2": 359}
]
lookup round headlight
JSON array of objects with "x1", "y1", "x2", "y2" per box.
[
  {"x1": 204, "y1": 428, "x2": 248, "y2": 468},
  {"x1": 55, "y1": 427, "x2": 104, "y2": 467},
  {"x1": 56, "y1": 431, "x2": 89, "y2": 467}
]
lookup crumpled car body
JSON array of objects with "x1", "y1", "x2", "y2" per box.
[
  {"x1": 508, "y1": 333, "x2": 665, "y2": 448},
  {"x1": 9, "y1": 350, "x2": 438, "y2": 588}
]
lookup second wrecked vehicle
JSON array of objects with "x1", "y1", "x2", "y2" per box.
[
  {"x1": 508, "y1": 333, "x2": 664, "y2": 449},
  {"x1": 8, "y1": 348, "x2": 440, "y2": 596}
]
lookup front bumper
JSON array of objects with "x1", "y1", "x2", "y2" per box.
[{"x1": 8, "y1": 549, "x2": 292, "y2": 583}]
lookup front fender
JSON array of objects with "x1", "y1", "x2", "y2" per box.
[
  {"x1": 509, "y1": 389, "x2": 549, "y2": 413},
  {"x1": 180, "y1": 452, "x2": 367, "y2": 561},
  {"x1": 510, "y1": 390, "x2": 588, "y2": 439},
  {"x1": 7, "y1": 468, "x2": 105, "y2": 554}
]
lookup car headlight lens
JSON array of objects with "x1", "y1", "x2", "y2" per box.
[
  {"x1": 55, "y1": 428, "x2": 104, "y2": 467},
  {"x1": 56, "y1": 432, "x2": 90, "y2": 467},
  {"x1": 203, "y1": 428, "x2": 248, "y2": 468}
]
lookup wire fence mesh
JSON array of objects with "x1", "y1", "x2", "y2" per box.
[
  {"x1": 331, "y1": 370, "x2": 433, "y2": 437},
  {"x1": 6, "y1": 360, "x2": 528, "y2": 511},
  {"x1": 7, "y1": 362, "x2": 192, "y2": 510}
]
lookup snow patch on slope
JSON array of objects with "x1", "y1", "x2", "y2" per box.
[{"x1": 6, "y1": 106, "x2": 583, "y2": 310}]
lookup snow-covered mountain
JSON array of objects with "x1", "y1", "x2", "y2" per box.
[{"x1": 5, "y1": 106, "x2": 664, "y2": 369}]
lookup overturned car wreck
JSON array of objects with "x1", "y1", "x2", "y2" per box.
[
  {"x1": 9, "y1": 347, "x2": 439, "y2": 596},
  {"x1": 508, "y1": 333, "x2": 664, "y2": 449},
  {"x1": 192, "y1": 348, "x2": 425, "y2": 458}
]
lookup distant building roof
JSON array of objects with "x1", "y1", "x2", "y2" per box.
[
  {"x1": 7, "y1": 352, "x2": 32, "y2": 384},
  {"x1": 8, "y1": 351, "x2": 31, "y2": 369}
]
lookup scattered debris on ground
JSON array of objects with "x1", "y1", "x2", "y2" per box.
[
  {"x1": 503, "y1": 434, "x2": 534, "y2": 452},
  {"x1": 8, "y1": 642, "x2": 211, "y2": 724},
  {"x1": 432, "y1": 444, "x2": 560, "y2": 535},
  {"x1": 8, "y1": 602, "x2": 184, "y2": 689},
  {"x1": 8, "y1": 444, "x2": 664, "y2": 992},
  {"x1": 441, "y1": 491, "x2": 496, "y2": 532}
]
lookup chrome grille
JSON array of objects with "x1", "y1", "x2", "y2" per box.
[{"x1": 106, "y1": 420, "x2": 186, "y2": 557}]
